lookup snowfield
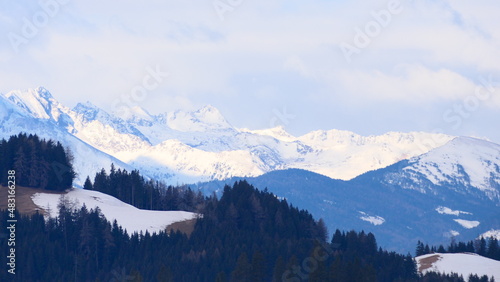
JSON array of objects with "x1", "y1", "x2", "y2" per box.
[
  {"x1": 416, "y1": 253, "x2": 500, "y2": 280},
  {"x1": 359, "y1": 211, "x2": 386, "y2": 226},
  {"x1": 454, "y1": 219, "x2": 480, "y2": 229},
  {"x1": 31, "y1": 188, "x2": 198, "y2": 234}
]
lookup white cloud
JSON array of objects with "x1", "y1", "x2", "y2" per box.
[
  {"x1": 335, "y1": 65, "x2": 476, "y2": 102},
  {"x1": 0, "y1": 0, "x2": 499, "y2": 142}
]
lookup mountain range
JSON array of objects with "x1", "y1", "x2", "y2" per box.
[
  {"x1": 1, "y1": 87, "x2": 499, "y2": 252},
  {"x1": 196, "y1": 136, "x2": 500, "y2": 252},
  {"x1": 1, "y1": 87, "x2": 454, "y2": 185}
]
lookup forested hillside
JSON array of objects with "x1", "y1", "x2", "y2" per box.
[
  {"x1": 0, "y1": 133, "x2": 75, "y2": 191},
  {"x1": 0, "y1": 181, "x2": 427, "y2": 281},
  {"x1": 84, "y1": 166, "x2": 205, "y2": 212},
  {"x1": 1, "y1": 135, "x2": 493, "y2": 281},
  {"x1": 416, "y1": 238, "x2": 500, "y2": 260}
]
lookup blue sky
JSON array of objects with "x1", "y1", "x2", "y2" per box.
[{"x1": 1, "y1": 0, "x2": 499, "y2": 143}]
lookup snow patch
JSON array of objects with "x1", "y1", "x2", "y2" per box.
[
  {"x1": 454, "y1": 219, "x2": 480, "y2": 229},
  {"x1": 436, "y1": 206, "x2": 472, "y2": 216},
  {"x1": 359, "y1": 211, "x2": 385, "y2": 226},
  {"x1": 323, "y1": 199, "x2": 335, "y2": 205}
]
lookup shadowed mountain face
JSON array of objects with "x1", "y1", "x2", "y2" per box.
[{"x1": 195, "y1": 137, "x2": 500, "y2": 253}]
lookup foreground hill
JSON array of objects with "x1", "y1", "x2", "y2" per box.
[
  {"x1": 416, "y1": 253, "x2": 500, "y2": 280},
  {"x1": 31, "y1": 187, "x2": 198, "y2": 235},
  {"x1": 2, "y1": 181, "x2": 420, "y2": 281}
]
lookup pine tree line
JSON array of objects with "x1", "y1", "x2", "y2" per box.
[
  {"x1": 416, "y1": 237, "x2": 500, "y2": 261},
  {"x1": 0, "y1": 133, "x2": 76, "y2": 191},
  {"x1": 0, "y1": 181, "x2": 434, "y2": 281},
  {"x1": 84, "y1": 165, "x2": 205, "y2": 212}
]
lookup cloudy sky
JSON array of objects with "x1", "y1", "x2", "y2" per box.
[{"x1": 1, "y1": 0, "x2": 499, "y2": 143}]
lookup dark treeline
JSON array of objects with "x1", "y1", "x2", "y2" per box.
[
  {"x1": 0, "y1": 180, "x2": 459, "y2": 281},
  {"x1": 419, "y1": 272, "x2": 493, "y2": 282},
  {"x1": 0, "y1": 135, "x2": 489, "y2": 281},
  {"x1": 0, "y1": 133, "x2": 76, "y2": 191},
  {"x1": 84, "y1": 165, "x2": 205, "y2": 212},
  {"x1": 416, "y1": 237, "x2": 500, "y2": 261}
]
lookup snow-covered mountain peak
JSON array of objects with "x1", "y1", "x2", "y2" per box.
[
  {"x1": 166, "y1": 105, "x2": 232, "y2": 132},
  {"x1": 118, "y1": 105, "x2": 154, "y2": 123},
  {"x1": 34, "y1": 86, "x2": 54, "y2": 100},
  {"x1": 3, "y1": 87, "x2": 76, "y2": 130},
  {"x1": 299, "y1": 129, "x2": 361, "y2": 147},
  {"x1": 130, "y1": 106, "x2": 152, "y2": 118},
  {"x1": 410, "y1": 136, "x2": 500, "y2": 168},
  {"x1": 2, "y1": 86, "x2": 497, "y2": 192},
  {"x1": 73, "y1": 102, "x2": 102, "y2": 121},
  {"x1": 195, "y1": 104, "x2": 219, "y2": 115},
  {"x1": 193, "y1": 104, "x2": 231, "y2": 126},
  {"x1": 403, "y1": 136, "x2": 500, "y2": 199},
  {"x1": 4, "y1": 87, "x2": 60, "y2": 120},
  {"x1": 244, "y1": 126, "x2": 297, "y2": 142}
]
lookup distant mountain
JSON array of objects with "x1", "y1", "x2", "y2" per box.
[
  {"x1": 0, "y1": 88, "x2": 134, "y2": 186},
  {"x1": 0, "y1": 87, "x2": 455, "y2": 184},
  {"x1": 195, "y1": 137, "x2": 500, "y2": 253},
  {"x1": 2, "y1": 87, "x2": 498, "y2": 253},
  {"x1": 377, "y1": 137, "x2": 500, "y2": 201}
]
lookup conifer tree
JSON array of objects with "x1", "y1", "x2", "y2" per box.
[
  {"x1": 231, "y1": 253, "x2": 252, "y2": 282},
  {"x1": 251, "y1": 251, "x2": 266, "y2": 281},
  {"x1": 84, "y1": 176, "x2": 93, "y2": 190},
  {"x1": 271, "y1": 256, "x2": 285, "y2": 282},
  {"x1": 215, "y1": 271, "x2": 227, "y2": 282}
]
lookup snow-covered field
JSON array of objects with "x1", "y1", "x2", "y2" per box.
[
  {"x1": 417, "y1": 253, "x2": 500, "y2": 280},
  {"x1": 31, "y1": 188, "x2": 198, "y2": 234}
]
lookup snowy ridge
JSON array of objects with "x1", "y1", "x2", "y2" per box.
[
  {"x1": 479, "y1": 230, "x2": 500, "y2": 240},
  {"x1": 292, "y1": 130, "x2": 454, "y2": 180},
  {"x1": 166, "y1": 105, "x2": 232, "y2": 132},
  {"x1": 0, "y1": 90, "x2": 134, "y2": 187},
  {"x1": 383, "y1": 137, "x2": 500, "y2": 202},
  {"x1": 31, "y1": 188, "x2": 198, "y2": 234},
  {"x1": 417, "y1": 253, "x2": 500, "y2": 280},
  {"x1": 117, "y1": 139, "x2": 267, "y2": 184},
  {"x1": 1, "y1": 87, "x2": 458, "y2": 184},
  {"x1": 405, "y1": 137, "x2": 500, "y2": 192},
  {"x1": 5, "y1": 87, "x2": 65, "y2": 120},
  {"x1": 244, "y1": 126, "x2": 297, "y2": 142},
  {"x1": 2, "y1": 87, "x2": 498, "y2": 189}
]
